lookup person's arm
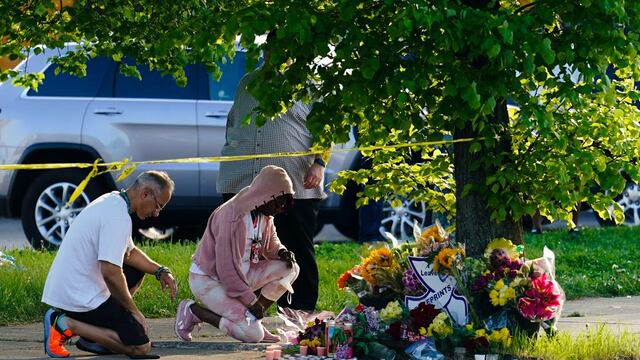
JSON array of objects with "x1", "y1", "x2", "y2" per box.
[
  {"x1": 100, "y1": 261, "x2": 148, "y2": 334},
  {"x1": 214, "y1": 222, "x2": 256, "y2": 306},
  {"x1": 305, "y1": 149, "x2": 330, "y2": 189},
  {"x1": 124, "y1": 246, "x2": 177, "y2": 300},
  {"x1": 263, "y1": 218, "x2": 286, "y2": 259}
]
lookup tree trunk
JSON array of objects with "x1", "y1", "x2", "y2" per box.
[{"x1": 454, "y1": 100, "x2": 523, "y2": 258}]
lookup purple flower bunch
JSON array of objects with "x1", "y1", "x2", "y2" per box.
[
  {"x1": 470, "y1": 257, "x2": 523, "y2": 293},
  {"x1": 402, "y1": 268, "x2": 426, "y2": 296},
  {"x1": 335, "y1": 344, "x2": 353, "y2": 359},
  {"x1": 363, "y1": 306, "x2": 380, "y2": 332}
]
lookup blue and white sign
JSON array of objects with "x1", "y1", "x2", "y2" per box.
[{"x1": 405, "y1": 256, "x2": 469, "y2": 325}]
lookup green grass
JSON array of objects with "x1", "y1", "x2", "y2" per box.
[
  {"x1": 523, "y1": 226, "x2": 640, "y2": 299},
  {"x1": 1, "y1": 226, "x2": 640, "y2": 325},
  {"x1": 511, "y1": 326, "x2": 640, "y2": 359}
]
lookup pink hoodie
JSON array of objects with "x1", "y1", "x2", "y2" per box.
[{"x1": 192, "y1": 165, "x2": 295, "y2": 306}]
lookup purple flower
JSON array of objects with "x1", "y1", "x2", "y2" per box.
[
  {"x1": 363, "y1": 306, "x2": 380, "y2": 332},
  {"x1": 335, "y1": 344, "x2": 353, "y2": 359},
  {"x1": 403, "y1": 269, "x2": 426, "y2": 296}
]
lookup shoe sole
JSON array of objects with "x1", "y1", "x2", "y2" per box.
[
  {"x1": 44, "y1": 308, "x2": 68, "y2": 358},
  {"x1": 174, "y1": 300, "x2": 194, "y2": 342}
]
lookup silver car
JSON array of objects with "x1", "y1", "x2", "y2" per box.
[{"x1": 0, "y1": 48, "x2": 434, "y2": 249}]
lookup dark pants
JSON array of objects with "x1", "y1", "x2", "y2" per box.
[
  {"x1": 357, "y1": 154, "x2": 384, "y2": 243},
  {"x1": 223, "y1": 193, "x2": 320, "y2": 310},
  {"x1": 63, "y1": 265, "x2": 148, "y2": 346}
]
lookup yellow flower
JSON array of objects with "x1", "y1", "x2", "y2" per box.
[
  {"x1": 427, "y1": 312, "x2": 453, "y2": 338},
  {"x1": 360, "y1": 248, "x2": 399, "y2": 285},
  {"x1": 380, "y1": 300, "x2": 403, "y2": 322},
  {"x1": 418, "y1": 223, "x2": 448, "y2": 245},
  {"x1": 306, "y1": 321, "x2": 315, "y2": 328},
  {"x1": 489, "y1": 279, "x2": 516, "y2": 306},
  {"x1": 488, "y1": 327, "x2": 512, "y2": 348},
  {"x1": 484, "y1": 238, "x2": 519, "y2": 260},
  {"x1": 433, "y1": 247, "x2": 465, "y2": 272},
  {"x1": 419, "y1": 327, "x2": 427, "y2": 336}
]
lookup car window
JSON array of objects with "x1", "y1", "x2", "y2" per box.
[
  {"x1": 114, "y1": 60, "x2": 197, "y2": 100},
  {"x1": 26, "y1": 57, "x2": 111, "y2": 97},
  {"x1": 207, "y1": 52, "x2": 247, "y2": 101}
]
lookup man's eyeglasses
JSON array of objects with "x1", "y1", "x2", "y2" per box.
[{"x1": 150, "y1": 191, "x2": 167, "y2": 213}]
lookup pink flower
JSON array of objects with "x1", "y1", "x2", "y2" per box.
[{"x1": 517, "y1": 274, "x2": 561, "y2": 321}]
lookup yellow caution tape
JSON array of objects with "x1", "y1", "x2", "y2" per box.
[{"x1": 0, "y1": 137, "x2": 475, "y2": 205}]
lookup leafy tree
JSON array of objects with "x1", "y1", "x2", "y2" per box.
[{"x1": 2, "y1": 0, "x2": 640, "y2": 257}]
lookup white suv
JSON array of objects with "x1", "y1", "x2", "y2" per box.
[{"x1": 0, "y1": 48, "x2": 373, "y2": 249}]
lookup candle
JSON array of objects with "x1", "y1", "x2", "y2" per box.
[
  {"x1": 265, "y1": 349, "x2": 274, "y2": 360},
  {"x1": 273, "y1": 349, "x2": 282, "y2": 359},
  {"x1": 316, "y1": 346, "x2": 326, "y2": 356},
  {"x1": 299, "y1": 345, "x2": 308, "y2": 355}
]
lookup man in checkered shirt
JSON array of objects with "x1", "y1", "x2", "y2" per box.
[{"x1": 217, "y1": 40, "x2": 326, "y2": 311}]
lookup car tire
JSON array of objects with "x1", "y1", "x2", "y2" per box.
[{"x1": 21, "y1": 169, "x2": 105, "y2": 250}]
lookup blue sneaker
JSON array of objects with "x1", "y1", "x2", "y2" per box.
[{"x1": 44, "y1": 308, "x2": 72, "y2": 358}]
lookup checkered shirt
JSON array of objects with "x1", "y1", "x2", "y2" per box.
[{"x1": 217, "y1": 73, "x2": 326, "y2": 200}]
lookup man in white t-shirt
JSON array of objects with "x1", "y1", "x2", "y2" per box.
[{"x1": 41, "y1": 170, "x2": 177, "y2": 358}]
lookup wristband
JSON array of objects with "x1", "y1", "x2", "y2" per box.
[
  {"x1": 313, "y1": 158, "x2": 326, "y2": 167},
  {"x1": 154, "y1": 266, "x2": 171, "y2": 280}
]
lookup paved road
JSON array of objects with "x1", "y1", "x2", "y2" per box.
[{"x1": 1, "y1": 296, "x2": 638, "y2": 359}]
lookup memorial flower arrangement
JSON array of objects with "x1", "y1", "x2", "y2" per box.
[
  {"x1": 330, "y1": 221, "x2": 564, "y2": 358},
  {"x1": 296, "y1": 318, "x2": 325, "y2": 355}
]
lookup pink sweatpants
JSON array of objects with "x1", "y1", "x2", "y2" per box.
[{"x1": 189, "y1": 260, "x2": 299, "y2": 343}]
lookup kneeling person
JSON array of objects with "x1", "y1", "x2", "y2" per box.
[
  {"x1": 175, "y1": 165, "x2": 299, "y2": 343},
  {"x1": 41, "y1": 171, "x2": 177, "y2": 358}
]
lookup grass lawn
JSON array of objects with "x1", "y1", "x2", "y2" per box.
[{"x1": 1, "y1": 226, "x2": 640, "y2": 325}]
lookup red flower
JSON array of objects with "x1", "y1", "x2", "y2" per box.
[
  {"x1": 409, "y1": 302, "x2": 440, "y2": 330},
  {"x1": 517, "y1": 273, "x2": 561, "y2": 321},
  {"x1": 355, "y1": 303, "x2": 365, "y2": 313},
  {"x1": 386, "y1": 321, "x2": 404, "y2": 340},
  {"x1": 337, "y1": 270, "x2": 353, "y2": 289}
]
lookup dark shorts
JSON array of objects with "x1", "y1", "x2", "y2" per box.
[
  {"x1": 64, "y1": 296, "x2": 149, "y2": 346},
  {"x1": 62, "y1": 264, "x2": 149, "y2": 346}
]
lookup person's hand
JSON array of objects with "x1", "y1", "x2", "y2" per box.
[
  {"x1": 131, "y1": 310, "x2": 149, "y2": 335},
  {"x1": 247, "y1": 301, "x2": 265, "y2": 319},
  {"x1": 303, "y1": 163, "x2": 324, "y2": 189},
  {"x1": 159, "y1": 272, "x2": 178, "y2": 300},
  {"x1": 278, "y1": 249, "x2": 296, "y2": 268}
]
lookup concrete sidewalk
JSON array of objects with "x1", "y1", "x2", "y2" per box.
[{"x1": 1, "y1": 296, "x2": 639, "y2": 360}]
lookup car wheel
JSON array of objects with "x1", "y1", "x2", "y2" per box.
[
  {"x1": 595, "y1": 181, "x2": 640, "y2": 226},
  {"x1": 21, "y1": 169, "x2": 105, "y2": 250},
  {"x1": 380, "y1": 198, "x2": 432, "y2": 240}
]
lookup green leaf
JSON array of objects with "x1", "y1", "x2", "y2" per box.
[
  {"x1": 499, "y1": 22, "x2": 513, "y2": 45},
  {"x1": 462, "y1": 82, "x2": 481, "y2": 109},
  {"x1": 361, "y1": 58, "x2": 380, "y2": 79},
  {"x1": 540, "y1": 38, "x2": 556, "y2": 64},
  {"x1": 487, "y1": 43, "x2": 501, "y2": 59}
]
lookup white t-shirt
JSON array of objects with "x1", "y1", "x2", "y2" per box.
[
  {"x1": 42, "y1": 191, "x2": 134, "y2": 312},
  {"x1": 189, "y1": 213, "x2": 265, "y2": 277}
]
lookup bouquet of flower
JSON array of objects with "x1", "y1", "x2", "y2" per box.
[
  {"x1": 334, "y1": 221, "x2": 564, "y2": 357},
  {"x1": 296, "y1": 318, "x2": 326, "y2": 354},
  {"x1": 463, "y1": 238, "x2": 564, "y2": 334}
]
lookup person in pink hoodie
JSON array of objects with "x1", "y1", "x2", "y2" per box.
[{"x1": 175, "y1": 165, "x2": 300, "y2": 343}]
